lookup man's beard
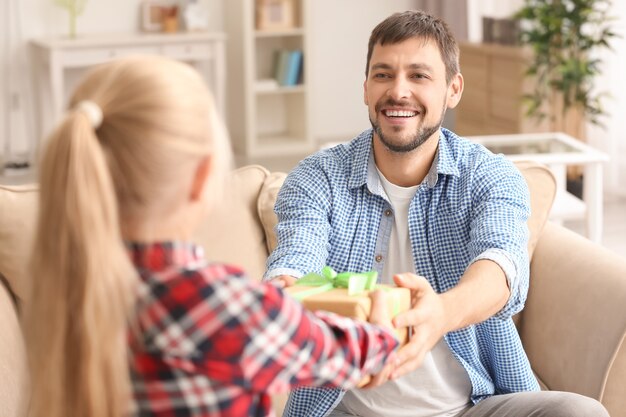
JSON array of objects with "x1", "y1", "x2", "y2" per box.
[{"x1": 370, "y1": 102, "x2": 447, "y2": 154}]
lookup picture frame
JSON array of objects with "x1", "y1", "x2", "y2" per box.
[
  {"x1": 255, "y1": 0, "x2": 296, "y2": 31},
  {"x1": 140, "y1": 1, "x2": 167, "y2": 32}
]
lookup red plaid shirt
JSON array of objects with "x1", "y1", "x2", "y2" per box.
[{"x1": 127, "y1": 242, "x2": 398, "y2": 416}]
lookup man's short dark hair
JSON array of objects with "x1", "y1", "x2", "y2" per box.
[{"x1": 366, "y1": 10, "x2": 460, "y2": 84}]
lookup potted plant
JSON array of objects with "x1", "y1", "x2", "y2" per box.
[
  {"x1": 515, "y1": 0, "x2": 618, "y2": 194},
  {"x1": 515, "y1": 0, "x2": 618, "y2": 140},
  {"x1": 54, "y1": 0, "x2": 88, "y2": 38}
]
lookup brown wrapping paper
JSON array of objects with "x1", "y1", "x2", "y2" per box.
[{"x1": 285, "y1": 284, "x2": 411, "y2": 345}]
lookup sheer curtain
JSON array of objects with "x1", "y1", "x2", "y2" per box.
[
  {"x1": 587, "y1": 7, "x2": 626, "y2": 198},
  {"x1": 1, "y1": 0, "x2": 35, "y2": 174}
]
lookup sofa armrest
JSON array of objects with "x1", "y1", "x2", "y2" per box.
[
  {"x1": 0, "y1": 278, "x2": 29, "y2": 416},
  {"x1": 520, "y1": 221, "x2": 626, "y2": 416}
]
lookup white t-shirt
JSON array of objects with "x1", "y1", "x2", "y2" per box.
[{"x1": 334, "y1": 169, "x2": 472, "y2": 417}]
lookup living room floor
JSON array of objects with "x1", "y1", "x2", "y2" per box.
[{"x1": 237, "y1": 151, "x2": 626, "y2": 260}]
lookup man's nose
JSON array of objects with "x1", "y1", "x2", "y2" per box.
[{"x1": 386, "y1": 77, "x2": 411, "y2": 100}]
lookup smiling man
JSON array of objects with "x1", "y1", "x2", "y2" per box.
[{"x1": 264, "y1": 10, "x2": 609, "y2": 417}]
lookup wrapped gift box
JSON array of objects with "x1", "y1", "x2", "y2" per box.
[
  {"x1": 285, "y1": 284, "x2": 410, "y2": 344},
  {"x1": 285, "y1": 271, "x2": 411, "y2": 388}
]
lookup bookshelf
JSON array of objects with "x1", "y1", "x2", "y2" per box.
[{"x1": 225, "y1": 0, "x2": 313, "y2": 157}]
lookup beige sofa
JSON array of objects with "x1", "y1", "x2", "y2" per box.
[{"x1": 1, "y1": 163, "x2": 625, "y2": 416}]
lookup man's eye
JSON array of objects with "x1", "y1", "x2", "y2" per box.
[
  {"x1": 412, "y1": 73, "x2": 428, "y2": 79},
  {"x1": 373, "y1": 73, "x2": 390, "y2": 79}
]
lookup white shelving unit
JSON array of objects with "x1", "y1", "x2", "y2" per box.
[
  {"x1": 225, "y1": 0, "x2": 313, "y2": 157},
  {"x1": 30, "y1": 32, "x2": 227, "y2": 151}
]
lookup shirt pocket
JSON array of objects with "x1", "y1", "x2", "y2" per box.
[{"x1": 430, "y1": 191, "x2": 472, "y2": 251}]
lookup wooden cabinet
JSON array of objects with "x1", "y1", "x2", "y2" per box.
[
  {"x1": 455, "y1": 42, "x2": 549, "y2": 136},
  {"x1": 225, "y1": 0, "x2": 313, "y2": 157}
]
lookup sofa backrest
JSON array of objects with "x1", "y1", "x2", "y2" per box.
[
  {"x1": 0, "y1": 279, "x2": 28, "y2": 416},
  {"x1": 195, "y1": 165, "x2": 284, "y2": 281},
  {"x1": 515, "y1": 161, "x2": 557, "y2": 258},
  {"x1": 0, "y1": 184, "x2": 38, "y2": 302},
  {"x1": 0, "y1": 162, "x2": 555, "y2": 303},
  {"x1": 255, "y1": 161, "x2": 556, "y2": 260},
  {"x1": 0, "y1": 166, "x2": 280, "y2": 305}
]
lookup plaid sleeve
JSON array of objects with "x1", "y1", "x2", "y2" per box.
[
  {"x1": 199, "y1": 268, "x2": 399, "y2": 393},
  {"x1": 264, "y1": 159, "x2": 333, "y2": 280},
  {"x1": 468, "y1": 154, "x2": 531, "y2": 319}
]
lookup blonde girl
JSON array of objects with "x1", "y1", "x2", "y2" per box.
[{"x1": 23, "y1": 56, "x2": 398, "y2": 417}]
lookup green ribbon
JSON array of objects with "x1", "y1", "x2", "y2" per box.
[
  {"x1": 292, "y1": 266, "x2": 403, "y2": 316},
  {"x1": 291, "y1": 266, "x2": 378, "y2": 300}
]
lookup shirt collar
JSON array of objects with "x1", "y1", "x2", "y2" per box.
[
  {"x1": 126, "y1": 241, "x2": 205, "y2": 271},
  {"x1": 351, "y1": 128, "x2": 460, "y2": 193},
  {"x1": 437, "y1": 128, "x2": 461, "y2": 178}
]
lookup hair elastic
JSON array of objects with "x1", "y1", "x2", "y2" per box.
[{"x1": 76, "y1": 100, "x2": 103, "y2": 129}]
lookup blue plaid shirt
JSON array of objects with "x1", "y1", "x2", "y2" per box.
[{"x1": 266, "y1": 128, "x2": 540, "y2": 417}]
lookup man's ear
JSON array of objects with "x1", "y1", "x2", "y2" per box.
[
  {"x1": 189, "y1": 156, "x2": 212, "y2": 202},
  {"x1": 363, "y1": 78, "x2": 369, "y2": 106},
  {"x1": 446, "y1": 73, "x2": 464, "y2": 109}
]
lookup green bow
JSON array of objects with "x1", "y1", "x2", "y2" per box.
[{"x1": 291, "y1": 266, "x2": 378, "y2": 301}]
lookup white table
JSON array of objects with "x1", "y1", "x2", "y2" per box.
[
  {"x1": 469, "y1": 132, "x2": 609, "y2": 243},
  {"x1": 30, "y1": 32, "x2": 226, "y2": 147}
]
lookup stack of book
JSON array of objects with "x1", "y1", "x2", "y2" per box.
[{"x1": 274, "y1": 49, "x2": 303, "y2": 86}]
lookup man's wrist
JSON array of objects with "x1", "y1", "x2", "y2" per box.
[{"x1": 264, "y1": 267, "x2": 303, "y2": 282}]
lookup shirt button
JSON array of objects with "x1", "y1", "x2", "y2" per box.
[
  {"x1": 375, "y1": 255, "x2": 383, "y2": 263},
  {"x1": 384, "y1": 209, "x2": 392, "y2": 217}
]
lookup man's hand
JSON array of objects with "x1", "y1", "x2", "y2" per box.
[
  {"x1": 270, "y1": 274, "x2": 298, "y2": 288},
  {"x1": 390, "y1": 273, "x2": 449, "y2": 380},
  {"x1": 361, "y1": 289, "x2": 395, "y2": 388}
]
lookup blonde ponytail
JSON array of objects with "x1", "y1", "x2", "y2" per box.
[{"x1": 24, "y1": 109, "x2": 136, "y2": 417}]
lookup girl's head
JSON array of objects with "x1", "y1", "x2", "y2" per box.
[
  {"x1": 65, "y1": 55, "x2": 231, "y2": 225},
  {"x1": 25, "y1": 56, "x2": 231, "y2": 417}
]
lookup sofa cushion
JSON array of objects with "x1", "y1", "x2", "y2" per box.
[
  {"x1": 0, "y1": 184, "x2": 38, "y2": 302},
  {"x1": 0, "y1": 280, "x2": 29, "y2": 417},
  {"x1": 194, "y1": 165, "x2": 271, "y2": 282},
  {"x1": 513, "y1": 161, "x2": 557, "y2": 259},
  {"x1": 258, "y1": 171, "x2": 287, "y2": 254}
]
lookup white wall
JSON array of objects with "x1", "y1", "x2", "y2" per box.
[{"x1": 587, "y1": 4, "x2": 626, "y2": 197}]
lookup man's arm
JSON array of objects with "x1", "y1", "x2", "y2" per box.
[
  {"x1": 466, "y1": 155, "x2": 531, "y2": 319},
  {"x1": 389, "y1": 155, "x2": 530, "y2": 378},
  {"x1": 390, "y1": 259, "x2": 509, "y2": 378},
  {"x1": 264, "y1": 159, "x2": 334, "y2": 281}
]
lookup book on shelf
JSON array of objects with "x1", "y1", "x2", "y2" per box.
[
  {"x1": 273, "y1": 49, "x2": 303, "y2": 86},
  {"x1": 285, "y1": 49, "x2": 303, "y2": 86}
]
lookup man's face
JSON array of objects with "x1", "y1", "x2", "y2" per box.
[{"x1": 364, "y1": 38, "x2": 462, "y2": 153}]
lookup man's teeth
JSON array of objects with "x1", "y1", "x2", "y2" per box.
[{"x1": 385, "y1": 110, "x2": 417, "y2": 117}]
